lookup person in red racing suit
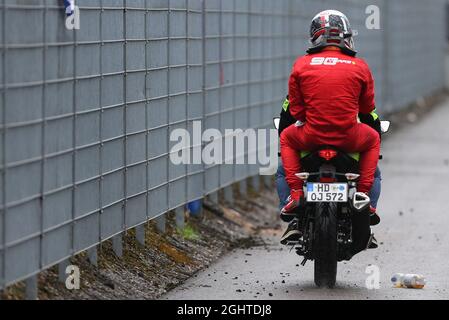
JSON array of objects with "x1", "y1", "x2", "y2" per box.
[{"x1": 280, "y1": 10, "x2": 381, "y2": 219}]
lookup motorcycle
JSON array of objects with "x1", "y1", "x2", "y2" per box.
[{"x1": 274, "y1": 118, "x2": 391, "y2": 288}]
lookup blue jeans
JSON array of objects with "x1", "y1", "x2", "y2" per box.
[{"x1": 275, "y1": 161, "x2": 382, "y2": 209}]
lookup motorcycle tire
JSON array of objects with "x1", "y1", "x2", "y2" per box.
[{"x1": 313, "y1": 202, "x2": 338, "y2": 288}]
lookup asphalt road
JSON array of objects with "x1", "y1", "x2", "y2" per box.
[{"x1": 164, "y1": 101, "x2": 449, "y2": 300}]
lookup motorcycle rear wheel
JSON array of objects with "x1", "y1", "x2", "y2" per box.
[{"x1": 313, "y1": 202, "x2": 338, "y2": 288}]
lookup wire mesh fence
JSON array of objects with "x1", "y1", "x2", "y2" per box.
[{"x1": 0, "y1": 0, "x2": 446, "y2": 290}]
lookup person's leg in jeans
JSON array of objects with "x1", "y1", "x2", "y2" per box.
[
  {"x1": 369, "y1": 167, "x2": 382, "y2": 209},
  {"x1": 275, "y1": 161, "x2": 290, "y2": 210}
]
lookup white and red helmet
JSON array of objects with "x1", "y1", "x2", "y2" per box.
[{"x1": 307, "y1": 10, "x2": 357, "y2": 56}]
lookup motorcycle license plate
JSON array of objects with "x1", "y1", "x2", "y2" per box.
[{"x1": 306, "y1": 183, "x2": 348, "y2": 203}]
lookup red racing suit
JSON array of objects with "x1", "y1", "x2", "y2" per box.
[{"x1": 280, "y1": 48, "x2": 380, "y2": 195}]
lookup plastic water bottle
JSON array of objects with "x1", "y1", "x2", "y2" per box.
[{"x1": 391, "y1": 273, "x2": 426, "y2": 289}]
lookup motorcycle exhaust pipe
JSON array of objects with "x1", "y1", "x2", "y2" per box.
[{"x1": 352, "y1": 192, "x2": 371, "y2": 212}]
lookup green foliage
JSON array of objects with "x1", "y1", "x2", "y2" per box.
[{"x1": 177, "y1": 224, "x2": 201, "y2": 241}]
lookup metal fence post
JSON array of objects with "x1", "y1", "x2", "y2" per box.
[
  {"x1": 263, "y1": 175, "x2": 272, "y2": 189},
  {"x1": 123, "y1": 0, "x2": 129, "y2": 255},
  {"x1": 224, "y1": 186, "x2": 234, "y2": 204},
  {"x1": 58, "y1": 260, "x2": 70, "y2": 283},
  {"x1": 239, "y1": 179, "x2": 247, "y2": 196},
  {"x1": 135, "y1": 225, "x2": 145, "y2": 246},
  {"x1": 25, "y1": 276, "x2": 38, "y2": 300},
  {"x1": 0, "y1": 0, "x2": 6, "y2": 293},
  {"x1": 175, "y1": 207, "x2": 185, "y2": 229},
  {"x1": 208, "y1": 192, "x2": 219, "y2": 204},
  {"x1": 252, "y1": 176, "x2": 260, "y2": 193},
  {"x1": 156, "y1": 215, "x2": 166, "y2": 233},
  {"x1": 70, "y1": 0, "x2": 79, "y2": 279},
  {"x1": 98, "y1": 0, "x2": 105, "y2": 264},
  {"x1": 112, "y1": 235, "x2": 123, "y2": 257},
  {"x1": 87, "y1": 247, "x2": 98, "y2": 267},
  {"x1": 38, "y1": 0, "x2": 48, "y2": 287}
]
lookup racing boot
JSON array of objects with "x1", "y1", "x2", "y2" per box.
[
  {"x1": 369, "y1": 206, "x2": 381, "y2": 226},
  {"x1": 280, "y1": 218, "x2": 303, "y2": 245},
  {"x1": 280, "y1": 189, "x2": 304, "y2": 223}
]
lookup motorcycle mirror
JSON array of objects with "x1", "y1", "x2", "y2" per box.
[
  {"x1": 273, "y1": 117, "x2": 280, "y2": 130},
  {"x1": 380, "y1": 120, "x2": 391, "y2": 133}
]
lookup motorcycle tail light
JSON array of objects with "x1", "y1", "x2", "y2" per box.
[
  {"x1": 318, "y1": 149, "x2": 338, "y2": 161},
  {"x1": 319, "y1": 177, "x2": 336, "y2": 183}
]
